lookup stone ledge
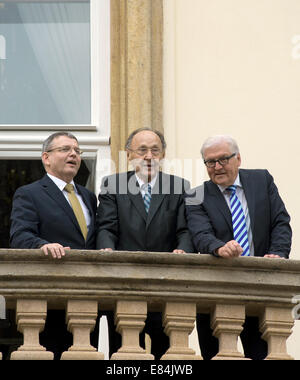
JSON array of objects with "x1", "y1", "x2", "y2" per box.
[
  {"x1": 0, "y1": 249, "x2": 298, "y2": 360},
  {"x1": 0, "y1": 250, "x2": 299, "y2": 312}
]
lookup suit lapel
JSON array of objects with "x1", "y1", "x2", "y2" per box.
[
  {"x1": 208, "y1": 181, "x2": 233, "y2": 231},
  {"x1": 76, "y1": 184, "x2": 94, "y2": 239},
  {"x1": 40, "y1": 175, "x2": 82, "y2": 234},
  {"x1": 146, "y1": 172, "x2": 166, "y2": 227},
  {"x1": 127, "y1": 172, "x2": 148, "y2": 222},
  {"x1": 239, "y1": 169, "x2": 256, "y2": 232}
]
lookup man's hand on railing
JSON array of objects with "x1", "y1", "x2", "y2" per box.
[
  {"x1": 40, "y1": 243, "x2": 70, "y2": 259},
  {"x1": 172, "y1": 249, "x2": 186, "y2": 254}
]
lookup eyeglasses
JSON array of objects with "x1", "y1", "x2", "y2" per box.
[
  {"x1": 128, "y1": 147, "x2": 163, "y2": 157},
  {"x1": 46, "y1": 146, "x2": 83, "y2": 156},
  {"x1": 204, "y1": 152, "x2": 236, "y2": 168}
]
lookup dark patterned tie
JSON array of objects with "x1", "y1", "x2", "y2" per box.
[{"x1": 142, "y1": 183, "x2": 152, "y2": 213}]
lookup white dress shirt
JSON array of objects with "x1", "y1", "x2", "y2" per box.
[{"x1": 135, "y1": 173, "x2": 158, "y2": 196}]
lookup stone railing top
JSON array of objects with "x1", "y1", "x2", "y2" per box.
[{"x1": 0, "y1": 249, "x2": 300, "y2": 313}]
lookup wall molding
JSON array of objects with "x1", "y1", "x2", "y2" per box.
[{"x1": 110, "y1": 0, "x2": 164, "y2": 169}]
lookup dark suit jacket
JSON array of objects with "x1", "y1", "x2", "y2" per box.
[
  {"x1": 10, "y1": 174, "x2": 97, "y2": 249},
  {"x1": 96, "y1": 171, "x2": 194, "y2": 253},
  {"x1": 185, "y1": 169, "x2": 292, "y2": 258}
]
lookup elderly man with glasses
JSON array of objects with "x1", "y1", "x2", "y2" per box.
[
  {"x1": 96, "y1": 127, "x2": 194, "y2": 360},
  {"x1": 185, "y1": 134, "x2": 292, "y2": 360}
]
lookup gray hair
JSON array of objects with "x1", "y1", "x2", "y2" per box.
[
  {"x1": 42, "y1": 132, "x2": 78, "y2": 153},
  {"x1": 200, "y1": 135, "x2": 239, "y2": 158},
  {"x1": 125, "y1": 127, "x2": 167, "y2": 151}
]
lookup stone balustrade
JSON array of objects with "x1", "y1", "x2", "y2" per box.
[{"x1": 0, "y1": 249, "x2": 299, "y2": 360}]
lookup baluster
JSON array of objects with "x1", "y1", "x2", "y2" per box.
[
  {"x1": 61, "y1": 300, "x2": 104, "y2": 360},
  {"x1": 259, "y1": 306, "x2": 294, "y2": 360},
  {"x1": 211, "y1": 304, "x2": 246, "y2": 360},
  {"x1": 111, "y1": 300, "x2": 154, "y2": 360},
  {"x1": 161, "y1": 302, "x2": 202, "y2": 360},
  {"x1": 10, "y1": 299, "x2": 53, "y2": 360}
]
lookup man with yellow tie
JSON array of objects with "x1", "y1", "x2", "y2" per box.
[
  {"x1": 10, "y1": 132, "x2": 96, "y2": 257},
  {"x1": 10, "y1": 131, "x2": 97, "y2": 359}
]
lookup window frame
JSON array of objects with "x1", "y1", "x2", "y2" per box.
[{"x1": 0, "y1": 0, "x2": 109, "y2": 132}]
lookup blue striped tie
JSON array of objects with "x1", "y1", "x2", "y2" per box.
[
  {"x1": 143, "y1": 183, "x2": 152, "y2": 213},
  {"x1": 227, "y1": 185, "x2": 250, "y2": 256}
]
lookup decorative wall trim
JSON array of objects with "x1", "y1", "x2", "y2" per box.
[{"x1": 110, "y1": 0, "x2": 163, "y2": 170}]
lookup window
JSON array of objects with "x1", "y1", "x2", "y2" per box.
[
  {"x1": 0, "y1": 0, "x2": 91, "y2": 125},
  {"x1": 0, "y1": 0, "x2": 111, "y2": 196}
]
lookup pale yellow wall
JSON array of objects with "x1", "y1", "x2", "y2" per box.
[{"x1": 163, "y1": 0, "x2": 300, "y2": 358}]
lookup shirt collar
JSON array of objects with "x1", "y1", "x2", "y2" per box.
[
  {"x1": 135, "y1": 173, "x2": 158, "y2": 190},
  {"x1": 217, "y1": 172, "x2": 242, "y2": 194},
  {"x1": 47, "y1": 173, "x2": 76, "y2": 192}
]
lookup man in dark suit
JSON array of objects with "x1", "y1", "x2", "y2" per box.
[
  {"x1": 185, "y1": 135, "x2": 292, "y2": 360},
  {"x1": 10, "y1": 132, "x2": 97, "y2": 359},
  {"x1": 96, "y1": 127, "x2": 194, "y2": 359}
]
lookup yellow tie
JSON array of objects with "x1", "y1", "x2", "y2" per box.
[{"x1": 64, "y1": 184, "x2": 88, "y2": 240}]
